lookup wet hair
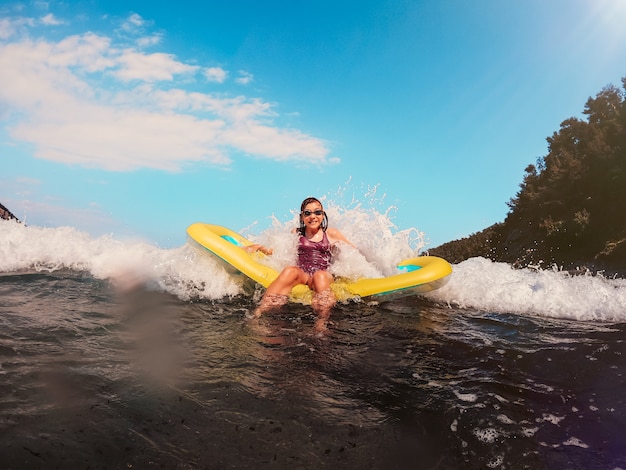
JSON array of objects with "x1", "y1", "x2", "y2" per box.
[{"x1": 298, "y1": 197, "x2": 328, "y2": 235}]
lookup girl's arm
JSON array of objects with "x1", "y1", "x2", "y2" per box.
[{"x1": 326, "y1": 227, "x2": 356, "y2": 248}]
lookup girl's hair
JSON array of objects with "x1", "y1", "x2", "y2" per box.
[{"x1": 298, "y1": 197, "x2": 328, "y2": 235}]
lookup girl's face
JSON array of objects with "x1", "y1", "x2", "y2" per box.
[{"x1": 301, "y1": 201, "x2": 324, "y2": 230}]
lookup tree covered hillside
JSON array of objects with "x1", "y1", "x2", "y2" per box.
[{"x1": 431, "y1": 76, "x2": 626, "y2": 275}]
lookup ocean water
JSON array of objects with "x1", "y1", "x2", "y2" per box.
[{"x1": 1, "y1": 212, "x2": 626, "y2": 470}]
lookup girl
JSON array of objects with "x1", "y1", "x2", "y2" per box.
[{"x1": 253, "y1": 197, "x2": 354, "y2": 324}]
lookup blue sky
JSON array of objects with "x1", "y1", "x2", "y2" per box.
[{"x1": 1, "y1": 0, "x2": 626, "y2": 248}]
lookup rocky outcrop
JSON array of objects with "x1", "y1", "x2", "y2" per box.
[{"x1": 0, "y1": 202, "x2": 19, "y2": 222}]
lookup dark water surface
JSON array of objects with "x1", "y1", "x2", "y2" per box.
[{"x1": 1, "y1": 270, "x2": 625, "y2": 469}]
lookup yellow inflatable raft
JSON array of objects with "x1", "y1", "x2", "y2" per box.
[{"x1": 187, "y1": 223, "x2": 452, "y2": 303}]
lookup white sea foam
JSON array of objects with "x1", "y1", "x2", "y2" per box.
[
  {"x1": 473, "y1": 427, "x2": 500, "y2": 443},
  {"x1": 563, "y1": 437, "x2": 589, "y2": 448},
  {"x1": 496, "y1": 414, "x2": 515, "y2": 425},
  {"x1": 521, "y1": 426, "x2": 539, "y2": 437},
  {"x1": 0, "y1": 219, "x2": 240, "y2": 300},
  {"x1": 537, "y1": 413, "x2": 566, "y2": 425},
  {"x1": 427, "y1": 256, "x2": 626, "y2": 322},
  {"x1": 2, "y1": 205, "x2": 626, "y2": 323},
  {"x1": 454, "y1": 390, "x2": 478, "y2": 402}
]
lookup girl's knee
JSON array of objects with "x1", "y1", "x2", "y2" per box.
[
  {"x1": 275, "y1": 266, "x2": 308, "y2": 289},
  {"x1": 279, "y1": 266, "x2": 301, "y2": 280}
]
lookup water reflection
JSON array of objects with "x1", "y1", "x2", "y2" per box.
[{"x1": 240, "y1": 301, "x2": 429, "y2": 427}]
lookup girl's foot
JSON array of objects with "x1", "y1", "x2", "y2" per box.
[{"x1": 253, "y1": 292, "x2": 288, "y2": 317}]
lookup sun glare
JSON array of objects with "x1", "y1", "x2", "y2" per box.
[{"x1": 591, "y1": 0, "x2": 626, "y2": 38}]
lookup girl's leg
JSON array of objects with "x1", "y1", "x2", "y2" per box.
[
  {"x1": 254, "y1": 266, "x2": 308, "y2": 317},
  {"x1": 308, "y1": 270, "x2": 333, "y2": 293},
  {"x1": 253, "y1": 292, "x2": 289, "y2": 317},
  {"x1": 266, "y1": 266, "x2": 309, "y2": 295},
  {"x1": 310, "y1": 271, "x2": 336, "y2": 328}
]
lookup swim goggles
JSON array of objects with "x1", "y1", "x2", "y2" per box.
[{"x1": 302, "y1": 210, "x2": 324, "y2": 217}]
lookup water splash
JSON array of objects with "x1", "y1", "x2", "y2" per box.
[
  {"x1": 427, "y1": 257, "x2": 626, "y2": 322},
  {"x1": 0, "y1": 220, "x2": 240, "y2": 301},
  {"x1": 2, "y1": 205, "x2": 626, "y2": 322}
]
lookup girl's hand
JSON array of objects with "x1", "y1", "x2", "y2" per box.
[{"x1": 244, "y1": 244, "x2": 273, "y2": 255}]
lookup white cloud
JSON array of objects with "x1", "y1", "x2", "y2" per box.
[
  {"x1": 119, "y1": 13, "x2": 149, "y2": 34},
  {"x1": 136, "y1": 33, "x2": 162, "y2": 48},
  {"x1": 0, "y1": 18, "x2": 13, "y2": 39},
  {"x1": 0, "y1": 16, "x2": 35, "y2": 39},
  {"x1": 236, "y1": 70, "x2": 254, "y2": 85},
  {"x1": 11, "y1": 108, "x2": 230, "y2": 171},
  {"x1": 127, "y1": 13, "x2": 144, "y2": 27},
  {"x1": 40, "y1": 13, "x2": 63, "y2": 26},
  {"x1": 113, "y1": 50, "x2": 200, "y2": 82},
  {"x1": 223, "y1": 122, "x2": 329, "y2": 163},
  {"x1": 204, "y1": 66, "x2": 227, "y2": 83},
  {"x1": 51, "y1": 32, "x2": 115, "y2": 72},
  {"x1": 0, "y1": 20, "x2": 334, "y2": 172}
]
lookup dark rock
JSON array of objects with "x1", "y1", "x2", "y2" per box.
[{"x1": 0, "y1": 202, "x2": 19, "y2": 222}]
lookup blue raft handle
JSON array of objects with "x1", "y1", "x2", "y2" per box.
[
  {"x1": 397, "y1": 264, "x2": 421, "y2": 273},
  {"x1": 221, "y1": 235, "x2": 241, "y2": 246}
]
